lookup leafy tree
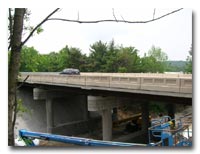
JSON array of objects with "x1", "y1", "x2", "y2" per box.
[
  {"x1": 57, "y1": 46, "x2": 70, "y2": 70},
  {"x1": 37, "y1": 54, "x2": 50, "y2": 72},
  {"x1": 118, "y1": 67, "x2": 127, "y2": 73},
  {"x1": 128, "y1": 47, "x2": 141, "y2": 72},
  {"x1": 185, "y1": 45, "x2": 192, "y2": 73},
  {"x1": 8, "y1": 8, "x2": 59, "y2": 145},
  {"x1": 148, "y1": 45, "x2": 168, "y2": 61},
  {"x1": 102, "y1": 39, "x2": 119, "y2": 72},
  {"x1": 46, "y1": 52, "x2": 61, "y2": 71},
  {"x1": 89, "y1": 40, "x2": 108, "y2": 72},
  {"x1": 20, "y1": 46, "x2": 40, "y2": 72},
  {"x1": 140, "y1": 56, "x2": 158, "y2": 73},
  {"x1": 116, "y1": 46, "x2": 140, "y2": 72},
  {"x1": 67, "y1": 47, "x2": 85, "y2": 70},
  {"x1": 8, "y1": 9, "x2": 26, "y2": 146},
  {"x1": 88, "y1": 40, "x2": 140, "y2": 73},
  {"x1": 19, "y1": 42, "x2": 172, "y2": 74},
  {"x1": 116, "y1": 47, "x2": 132, "y2": 72},
  {"x1": 147, "y1": 45, "x2": 168, "y2": 72}
]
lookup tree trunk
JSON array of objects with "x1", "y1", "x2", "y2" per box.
[{"x1": 8, "y1": 8, "x2": 25, "y2": 146}]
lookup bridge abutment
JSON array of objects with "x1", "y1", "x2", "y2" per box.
[{"x1": 17, "y1": 87, "x2": 90, "y2": 136}]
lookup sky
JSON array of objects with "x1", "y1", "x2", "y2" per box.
[{"x1": 25, "y1": 8, "x2": 192, "y2": 61}]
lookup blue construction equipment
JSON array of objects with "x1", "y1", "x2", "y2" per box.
[
  {"x1": 148, "y1": 114, "x2": 192, "y2": 146},
  {"x1": 18, "y1": 114, "x2": 192, "y2": 147},
  {"x1": 18, "y1": 129, "x2": 146, "y2": 146}
]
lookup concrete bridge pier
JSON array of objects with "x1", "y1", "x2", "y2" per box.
[
  {"x1": 88, "y1": 96, "x2": 118, "y2": 141},
  {"x1": 101, "y1": 109, "x2": 112, "y2": 141}
]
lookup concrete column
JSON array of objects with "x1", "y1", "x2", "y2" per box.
[
  {"x1": 82, "y1": 95, "x2": 89, "y2": 120},
  {"x1": 88, "y1": 96, "x2": 118, "y2": 141},
  {"x1": 102, "y1": 109, "x2": 112, "y2": 141},
  {"x1": 46, "y1": 98, "x2": 53, "y2": 133},
  {"x1": 141, "y1": 102, "x2": 149, "y2": 144}
]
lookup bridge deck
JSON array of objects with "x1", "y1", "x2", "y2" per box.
[{"x1": 19, "y1": 72, "x2": 192, "y2": 98}]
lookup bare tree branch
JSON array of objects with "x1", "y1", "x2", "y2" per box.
[
  {"x1": 48, "y1": 8, "x2": 183, "y2": 24},
  {"x1": 77, "y1": 11, "x2": 79, "y2": 21},
  {"x1": 121, "y1": 15, "x2": 126, "y2": 23},
  {"x1": 112, "y1": 8, "x2": 118, "y2": 22},
  {"x1": 17, "y1": 75, "x2": 29, "y2": 89},
  {"x1": 8, "y1": 8, "x2": 183, "y2": 51},
  {"x1": 20, "y1": 8, "x2": 60, "y2": 48},
  {"x1": 153, "y1": 8, "x2": 156, "y2": 19},
  {"x1": 8, "y1": 9, "x2": 13, "y2": 50},
  {"x1": 8, "y1": 9, "x2": 13, "y2": 39},
  {"x1": 12, "y1": 94, "x2": 18, "y2": 132}
]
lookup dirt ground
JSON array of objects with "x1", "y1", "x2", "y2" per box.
[{"x1": 39, "y1": 140, "x2": 75, "y2": 146}]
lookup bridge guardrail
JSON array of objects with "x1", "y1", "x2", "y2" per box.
[{"x1": 19, "y1": 72, "x2": 192, "y2": 95}]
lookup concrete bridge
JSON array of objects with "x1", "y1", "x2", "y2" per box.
[
  {"x1": 17, "y1": 72, "x2": 192, "y2": 143},
  {"x1": 20, "y1": 72, "x2": 192, "y2": 98}
]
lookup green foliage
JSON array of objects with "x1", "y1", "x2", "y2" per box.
[
  {"x1": 115, "y1": 46, "x2": 140, "y2": 72},
  {"x1": 118, "y1": 67, "x2": 127, "y2": 73},
  {"x1": 67, "y1": 47, "x2": 84, "y2": 69},
  {"x1": 140, "y1": 56, "x2": 158, "y2": 73},
  {"x1": 149, "y1": 102, "x2": 166, "y2": 114},
  {"x1": 89, "y1": 40, "x2": 108, "y2": 72},
  {"x1": 36, "y1": 27, "x2": 43, "y2": 34},
  {"x1": 148, "y1": 45, "x2": 168, "y2": 61},
  {"x1": 20, "y1": 46, "x2": 40, "y2": 72},
  {"x1": 17, "y1": 99, "x2": 30, "y2": 116},
  {"x1": 23, "y1": 9, "x2": 44, "y2": 37},
  {"x1": 185, "y1": 45, "x2": 192, "y2": 73},
  {"x1": 18, "y1": 40, "x2": 170, "y2": 73},
  {"x1": 18, "y1": 136, "x2": 34, "y2": 146},
  {"x1": 145, "y1": 45, "x2": 169, "y2": 73},
  {"x1": 102, "y1": 40, "x2": 119, "y2": 72}
]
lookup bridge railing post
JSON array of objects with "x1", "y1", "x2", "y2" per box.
[{"x1": 180, "y1": 78, "x2": 192, "y2": 93}]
